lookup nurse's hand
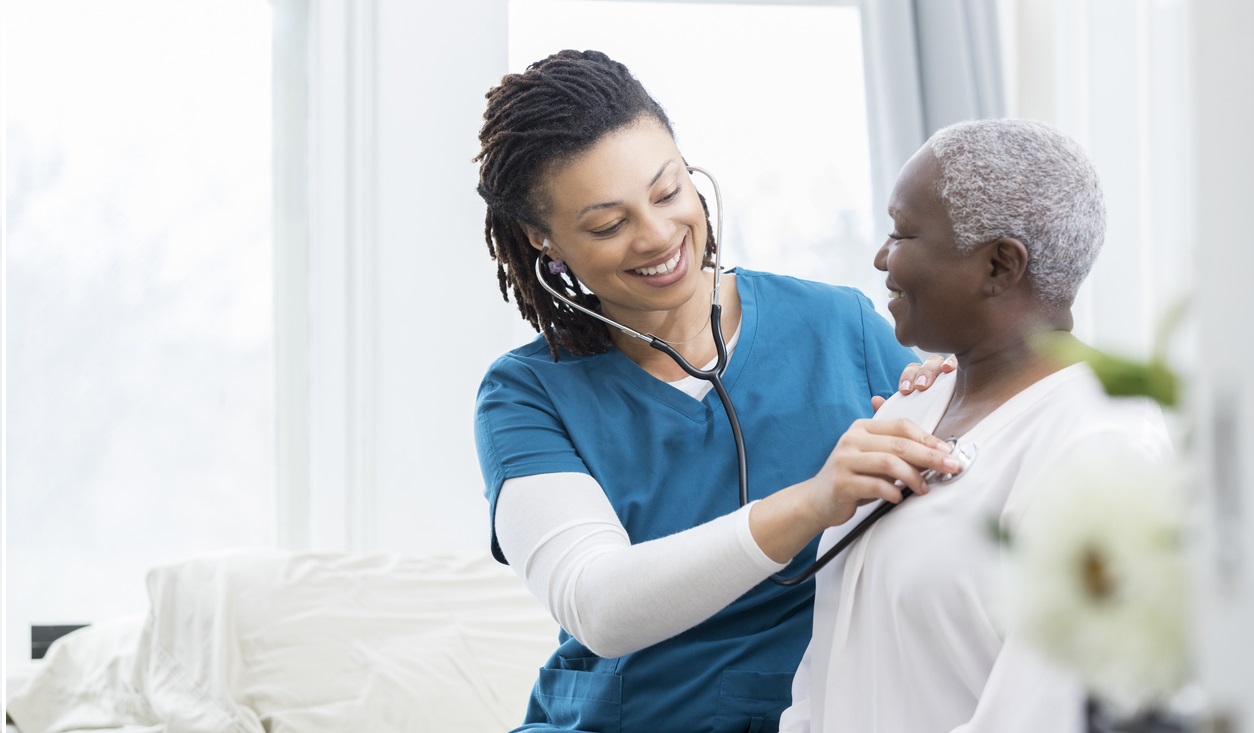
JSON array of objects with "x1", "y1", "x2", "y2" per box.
[
  {"x1": 876, "y1": 354, "x2": 957, "y2": 411},
  {"x1": 748, "y1": 417, "x2": 963, "y2": 564},
  {"x1": 810, "y1": 417, "x2": 962, "y2": 527}
]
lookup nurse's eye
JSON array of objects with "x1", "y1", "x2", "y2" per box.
[
  {"x1": 591, "y1": 220, "x2": 625, "y2": 237},
  {"x1": 657, "y1": 185, "x2": 682, "y2": 204}
]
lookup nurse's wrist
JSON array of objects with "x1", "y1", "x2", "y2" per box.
[{"x1": 748, "y1": 479, "x2": 830, "y2": 564}]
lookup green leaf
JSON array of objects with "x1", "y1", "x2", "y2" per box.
[
  {"x1": 987, "y1": 516, "x2": 1014, "y2": 547},
  {"x1": 1032, "y1": 333, "x2": 1178, "y2": 407}
]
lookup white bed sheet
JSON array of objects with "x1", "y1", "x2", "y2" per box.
[{"x1": 7, "y1": 550, "x2": 557, "y2": 733}]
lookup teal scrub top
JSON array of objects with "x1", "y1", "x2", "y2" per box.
[{"x1": 475, "y1": 269, "x2": 915, "y2": 733}]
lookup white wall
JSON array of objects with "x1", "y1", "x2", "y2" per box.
[
  {"x1": 370, "y1": 0, "x2": 517, "y2": 554},
  {"x1": 1188, "y1": 1, "x2": 1254, "y2": 728},
  {"x1": 280, "y1": 0, "x2": 518, "y2": 555}
]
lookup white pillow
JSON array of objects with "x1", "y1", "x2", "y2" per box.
[
  {"x1": 6, "y1": 615, "x2": 176, "y2": 733},
  {"x1": 9, "y1": 550, "x2": 557, "y2": 733}
]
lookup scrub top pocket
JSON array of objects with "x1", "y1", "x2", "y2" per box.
[
  {"x1": 533, "y1": 667, "x2": 623, "y2": 733},
  {"x1": 712, "y1": 669, "x2": 792, "y2": 733}
]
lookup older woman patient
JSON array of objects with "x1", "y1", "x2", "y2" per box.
[{"x1": 779, "y1": 119, "x2": 1172, "y2": 733}]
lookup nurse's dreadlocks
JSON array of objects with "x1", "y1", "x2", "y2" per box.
[{"x1": 474, "y1": 49, "x2": 717, "y2": 361}]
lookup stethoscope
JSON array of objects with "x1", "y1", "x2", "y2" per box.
[{"x1": 534, "y1": 165, "x2": 976, "y2": 586}]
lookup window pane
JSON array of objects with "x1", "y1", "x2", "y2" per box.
[
  {"x1": 508, "y1": 1, "x2": 881, "y2": 303},
  {"x1": 6, "y1": 0, "x2": 274, "y2": 664}
]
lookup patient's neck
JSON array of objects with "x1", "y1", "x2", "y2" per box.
[{"x1": 931, "y1": 329, "x2": 1071, "y2": 440}]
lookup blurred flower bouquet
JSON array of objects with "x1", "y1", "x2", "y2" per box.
[{"x1": 1006, "y1": 448, "x2": 1190, "y2": 730}]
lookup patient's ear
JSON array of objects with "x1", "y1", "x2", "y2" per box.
[{"x1": 984, "y1": 237, "x2": 1029, "y2": 297}]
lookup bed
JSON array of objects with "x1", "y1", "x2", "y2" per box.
[{"x1": 6, "y1": 550, "x2": 557, "y2": 733}]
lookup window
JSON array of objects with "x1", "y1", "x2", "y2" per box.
[
  {"x1": 6, "y1": 0, "x2": 274, "y2": 664},
  {"x1": 508, "y1": 1, "x2": 882, "y2": 311}
]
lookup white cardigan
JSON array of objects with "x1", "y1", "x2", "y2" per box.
[{"x1": 780, "y1": 364, "x2": 1172, "y2": 733}]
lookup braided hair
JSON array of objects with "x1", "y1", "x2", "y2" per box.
[{"x1": 474, "y1": 49, "x2": 717, "y2": 361}]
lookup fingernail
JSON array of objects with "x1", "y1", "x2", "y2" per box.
[
  {"x1": 943, "y1": 458, "x2": 961, "y2": 471},
  {"x1": 914, "y1": 374, "x2": 928, "y2": 387},
  {"x1": 934, "y1": 439, "x2": 950, "y2": 451},
  {"x1": 900, "y1": 380, "x2": 911, "y2": 392}
]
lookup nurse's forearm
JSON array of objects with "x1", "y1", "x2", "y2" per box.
[
  {"x1": 496, "y1": 473, "x2": 786, "y2": 658},
  {"x1": 564, "y1": 504, "x2": 785, "y2": 657}
]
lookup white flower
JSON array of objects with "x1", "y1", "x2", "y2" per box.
[{"x1": 1006, "y1": 443, "x2": 1189, "y2": 714}]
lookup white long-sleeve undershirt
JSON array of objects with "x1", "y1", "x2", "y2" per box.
[{"x1": 494, "y1": 472, "x2": 787, "y2": 658}]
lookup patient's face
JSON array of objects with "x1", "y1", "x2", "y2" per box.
[{"x1": 873, "y1": 148, "x2": 988, "y2": 353}]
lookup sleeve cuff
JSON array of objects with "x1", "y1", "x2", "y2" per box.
[{"x1": 735, "y1": 501, "x2": 790, "y2": 572}]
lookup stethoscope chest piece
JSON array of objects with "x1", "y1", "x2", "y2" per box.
[{"x1": 933, "y1": 439, "x2": 978, "y2": 483}]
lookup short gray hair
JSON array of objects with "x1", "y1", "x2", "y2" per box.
[{"x1": 926, "y1": 118, "x2": 1105, "y2": 305}]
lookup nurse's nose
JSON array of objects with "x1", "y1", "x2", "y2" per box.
[{"x1": 634, "y1": 208, "x2": 677, "y2": 253}]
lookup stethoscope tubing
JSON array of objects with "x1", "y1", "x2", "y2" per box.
[{"x1": 647, "y1": 306, "x2": 748, "y2": 508}]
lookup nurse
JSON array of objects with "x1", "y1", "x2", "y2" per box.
[{"x1": 473, "y1": 50, "x2": 957, "y2": 733}]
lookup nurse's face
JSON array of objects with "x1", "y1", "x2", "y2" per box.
[
  {"x1": 532, "y1": 116, "x2": 709, "y2": 324},
  {"x1": 873, "y1": 147, "x2": 988, "y2": 354}
]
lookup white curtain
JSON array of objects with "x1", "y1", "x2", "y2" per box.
[{"x1": 860, "y1": 0, "x2": 1006, "y2": 232}]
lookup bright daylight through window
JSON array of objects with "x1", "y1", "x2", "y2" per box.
[{"x1": 6, "y1": 0, "x2": 275, "y2": 665}]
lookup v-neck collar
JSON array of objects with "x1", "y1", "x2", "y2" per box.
[
  {"x1": 918, "y1": 362, "x2": 1093, "y2": 447},
  {"x1": 604, "y1": 269, "x2": 759, "y2": 422}
]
